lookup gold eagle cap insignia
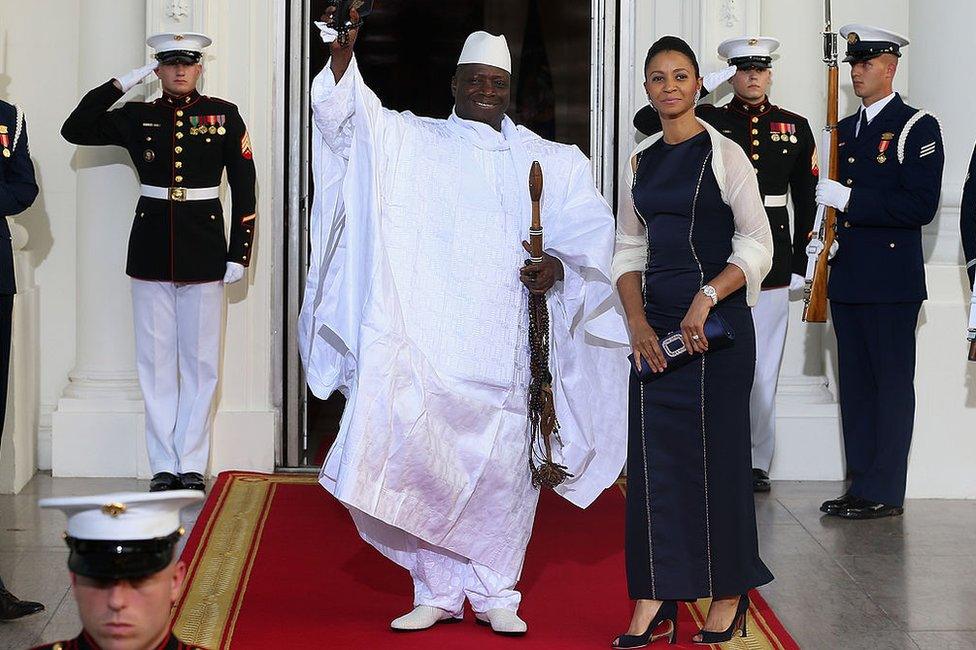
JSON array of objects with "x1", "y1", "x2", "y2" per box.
[
  {"x1": 101, "y1": 502, "x2": 127, "y2": 517},
  {"x1": 847, "y1": 32, "x2": 859, "y2": 45},
  {"x1": 748, "y1": 38, "x2": 758, "y2": 46},
  {"x1": 174, "y1": 34, "x2": 185, "y2": 41}
]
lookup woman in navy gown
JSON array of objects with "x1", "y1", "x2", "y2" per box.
[{"x1": 610, "y1": 37, "x2": 774, "y2": 647}]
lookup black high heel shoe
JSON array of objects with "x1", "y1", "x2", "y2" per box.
[
  {"x1": 693, "y1": 593, "x2": 749, "y2": 644},
  {"x1": 611, "y1": 600, "x2": 678, "y2": 648}
]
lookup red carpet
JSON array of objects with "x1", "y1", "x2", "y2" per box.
[{"x1": 172, "y1": 472, "x2": 797, "y2": 649}]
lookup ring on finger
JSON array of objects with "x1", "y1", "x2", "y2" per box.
[{"x1": 691, "y1": 334, "x2": 700, "y2": 340}]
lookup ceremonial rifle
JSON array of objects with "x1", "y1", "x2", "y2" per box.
[
  {"x1": 803, "y1": 0, "x2": 840, "y2": 323},
  {"x1": 526, "y1": 161, "x2": 571, "y2": 489}
]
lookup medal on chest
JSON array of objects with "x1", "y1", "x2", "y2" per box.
[
  {"x1": 770, "y1": 121, "x2": 797, "y2": 144},
  {"x1": 0, "y1": 132, "x2": 10, "y2": 158},
  {"x1": 877, "y1": 132, "x2": 894, "y2": 164}
]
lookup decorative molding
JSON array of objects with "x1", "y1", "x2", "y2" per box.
[
  {"x1": 719, "y1": 0, "x2": 739, "y2": 28},
  {"x1": 166, "y1": 0, "x2": 191, "y2": 22}
]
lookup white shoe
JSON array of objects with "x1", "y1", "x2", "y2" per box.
[
  {"x1": 475, "y1": 608, "x2": 528, "y2": 635},
  {"x1": 390, "y1": 605, "x2": 459, "y2": 631}
]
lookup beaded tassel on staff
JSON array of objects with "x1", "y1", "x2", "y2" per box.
[{"x1": 526, "y1": 161, "x2": 572, "y2": 489}]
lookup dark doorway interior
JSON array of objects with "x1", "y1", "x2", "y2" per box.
[{"x1": 302, "y1": 0, "x2": 592, "y2": 467}]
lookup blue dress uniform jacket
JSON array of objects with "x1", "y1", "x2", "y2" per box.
[
  {"x1": 960, "y1": 143, "x2": 976, "y2": 288},
  {"x1": 61, "y1": 81, "x2": 256, "y2": 282},
  {"x1": 829, "y1": 94, "x2": 944, "y2": 303},
  {"x1": 828, "y1": 93, "x2": 944, "y2": 508},
  {"x1": 636, "y1": 97, "x2": 818, "y2": 288},
  {"x1": 0, "y1": 100, "x2": 39, "y2": 295}
]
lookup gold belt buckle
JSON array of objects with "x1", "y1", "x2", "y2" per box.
[{"x1": 169, "y1": 187, "x2": 187, "y2": 202}]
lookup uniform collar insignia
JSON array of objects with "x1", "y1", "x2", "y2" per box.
[
  {"x1": 160, "y1": 89, "x2": 201, "y2": 107},
  {"x1": 729, "y1": 96, "x2": 772, "y2": 116}
]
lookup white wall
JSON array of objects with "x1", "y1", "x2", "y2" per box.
[
  {"x1": 903, "y1": 0, "x2": 976, "y2": 498},
  {"x1": 0, "y1": 0, "x2": 82, "y2": 468}
]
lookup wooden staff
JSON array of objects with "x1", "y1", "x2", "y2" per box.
[
  {"x1": 527, "y1": 161, "x2": 571, "y2": 489},
  {"x1": 803, "y1": 0, "x2": 839, "y2": 323}
]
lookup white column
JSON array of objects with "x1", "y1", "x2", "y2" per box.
[{"x1": 51, "y1": 1, "x2": 149, "y2": 478}]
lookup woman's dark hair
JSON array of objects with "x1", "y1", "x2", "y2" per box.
[{"x1": 644, "y1": 36, "x2": 701, "y2": 79}]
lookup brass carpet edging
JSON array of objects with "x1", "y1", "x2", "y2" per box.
[{"x1": 172, "y1": 474, "x2": 318, "y2": 647}]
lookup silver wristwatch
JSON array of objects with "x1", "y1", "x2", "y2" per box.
[{"x1": 701, "y1": 284, "x2": 718, "y2": 306}]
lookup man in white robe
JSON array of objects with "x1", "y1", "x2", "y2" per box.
[{"x1": 299, "y1": 14, "x2": 628, "y2": 635}]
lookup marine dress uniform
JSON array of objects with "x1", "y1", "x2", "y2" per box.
[
  {"x1": 33, "y1": 491, "x2": 205, "y2": 650},
  {"x1": 0, "y1": 99, "x2": 46, "y2": 621},
  {"x1": 61, "y1": 33, "x2": 256, "y2": 492},
  {"x1": 635, "y1": 37, "x2": 818, "y2": 489},
  {"x1": 818, "y1": 25, "x2": 944, "y2": 518}
]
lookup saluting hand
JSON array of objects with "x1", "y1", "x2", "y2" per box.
[{"x1": 520, "y1": 241, "x2": 564, "y2": 295}]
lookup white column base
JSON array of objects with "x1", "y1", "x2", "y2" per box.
[
  {"x1": 51, "y1": 398, "x2": 149, "y2": 478},
  {"x1": 0, "y1": 286, "x2": 40, "y2": 494},
  {"x1": 769, "y1": 384, "x2": 845, "y2": 481},
  {"x1": 211, "y1": 410, "x2": 276, "y2": 475},
  {"x1": 51, "y1": 406, "x2": 276, "y2": 478},
  {"x1": 0, "y1": 225, "x2": 41, "y2": 494}
]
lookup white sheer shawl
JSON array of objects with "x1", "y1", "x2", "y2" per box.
[{"x1": 612, "y1": 119, "x2": 773, "y2": 306}]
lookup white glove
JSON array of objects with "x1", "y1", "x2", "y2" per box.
[
  {"x1": 816, "y1": 179, "x2": 852, "y2": 212},
  {"x1": 789, "y1": 273, "x2": 806, "y2": 292},
  {"x1": 968, "y1": 285, "x2": 976, "y2": 331},
  {"x1": 314, "y1": 20, "x2": 339, "y2": 44},
  {"x1": 828, "y1": 240, "x2": 839, "y2": 260},
  {"x1": 115, "y1": 61, "x2": 160, "y2": 93},
  {"x1": 223, "y1": 262, "x2": 245, "y2": 284},
  {"x1": 702, "y1": 65, "x2": 737, "y2": 93}
]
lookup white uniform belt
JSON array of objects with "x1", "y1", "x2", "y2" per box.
[
  {"x1": 140, "y1": 184, "x2": 220, "y2": 201},
  {"x1": 763, "y1": 193, "x2": 788, "y2": 208}
]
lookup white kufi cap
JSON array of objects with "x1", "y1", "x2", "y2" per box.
[{"x1": 457, "y1": 31, "x2": 512, "y2": 74}]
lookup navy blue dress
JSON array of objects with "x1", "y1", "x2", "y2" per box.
[{"x1": 625, "y1": 130, "x2": 773, "y2": 600}]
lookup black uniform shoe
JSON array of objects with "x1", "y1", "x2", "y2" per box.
[
  {"x1": 149, "y1": 472, "x2": 181, "y2": 492},
  {"x1": 837, "y1": 497, "x2": 903, "y2": 520},
  {"x1": 820, "y1": 492, "x2": 855, "y2": 515},
  {"x1": 0, "y1": 586, "x2": 44, "y2": 621},
  {"x1": 180, "y1": 472, "x2": 206, "y2": 492},
  {"x1": 752, "y1": 468, "x2": 771, "y2": 493}
]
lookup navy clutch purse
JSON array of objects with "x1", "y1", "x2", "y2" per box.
[{"x1": 628, "y1": 312, "x2": 736, "y2": 383}]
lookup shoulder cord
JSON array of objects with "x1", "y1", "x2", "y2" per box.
[{"x1": 897, "y1": 110, "x2": 942, "y2": 164}]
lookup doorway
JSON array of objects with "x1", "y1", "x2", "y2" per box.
[{"x1": 282, "y1": 0, "x2": 616, "y2": 469}]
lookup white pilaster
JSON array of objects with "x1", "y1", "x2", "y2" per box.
[
  {"x1": 903, "y1": 0, "x2": 976, "y2": 499},
  {"x1": 51, "y1": 0, "x2": 148, "y2": 478},
  {"x1": 0, "y1": 220, "x2": 40, "y2": 493}
]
